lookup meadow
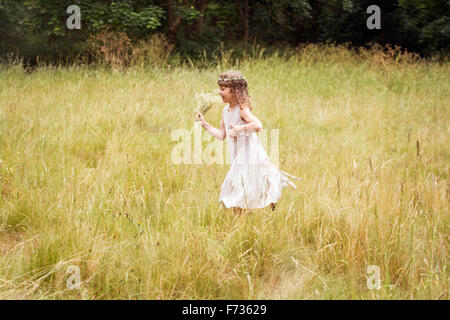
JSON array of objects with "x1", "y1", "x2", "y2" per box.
[{"x1": 0, "y1": 44, "x2": 448, "y2": 299}]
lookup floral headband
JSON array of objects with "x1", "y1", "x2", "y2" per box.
[{"x1": 218, "y1": 76, "x2": 246, "y2": 82}]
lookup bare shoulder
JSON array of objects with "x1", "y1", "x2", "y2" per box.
[
  {"x1": 239, "y1": 106, "x2": 263, "y2": 129},
  {"x1": 239, "y1": 106, "x2": 253, "y2": 118}
]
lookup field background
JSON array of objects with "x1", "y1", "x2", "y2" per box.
[{"x1": 0, "y1": 44, "x2": 448, "y2": 299}]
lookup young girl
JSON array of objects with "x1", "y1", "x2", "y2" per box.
[{"x1": 195, "y1": 70, "x2": 300, "y2": 215}]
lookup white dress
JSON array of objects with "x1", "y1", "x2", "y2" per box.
[{"x1": 219, "y1": 104, "x2": 300, "y2": 209}]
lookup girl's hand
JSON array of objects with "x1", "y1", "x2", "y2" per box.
[
  {"x1": 229, "y1": 124, "x2": 244, "y2": 136},
  {"x1": 229, "y1": 124, "x2": 241, "y2": 138},
  {"x1": 195, "y1": 112, "x2": 205, "y2": 125},
  {"x1": 231, "y1": 124, "x2": 246, "y2": 132},
  {"x1": 229, "y1": 128, "x2": 237, "y2": 138}
]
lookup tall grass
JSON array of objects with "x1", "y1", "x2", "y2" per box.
[{"x1": 0, "y1": 44, "x2": 448, "y2": 299}]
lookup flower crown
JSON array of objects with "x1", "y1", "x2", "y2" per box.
[{"x1": 218, "y1": 76, "x2": 246, "y2": 82}]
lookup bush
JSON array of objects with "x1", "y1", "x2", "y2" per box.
[
  {"x1": 86, "y1": 28, "x2": 132, "y2": 70},
  {"x1": 131, "y1": 33, "x2": 174, "y2": 68}
]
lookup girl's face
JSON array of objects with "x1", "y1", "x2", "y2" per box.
[{"x1": 218, "y1": 85, "x2": 235, "y2": 104}]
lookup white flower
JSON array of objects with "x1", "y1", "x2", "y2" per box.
[{"x1": 194, "y1": 91, "x2": 223, "y2": 115}]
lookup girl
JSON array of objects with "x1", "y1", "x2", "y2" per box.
[{"x1": 195, "y1": 70, "x2": 300, "y2": 215}]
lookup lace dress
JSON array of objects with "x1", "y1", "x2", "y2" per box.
[{"x1": 219, "y1": 104, "x2": 300, "y2": 209}]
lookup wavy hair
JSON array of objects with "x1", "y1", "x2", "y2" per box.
[{"x1": 217, "y1": 70, "x2": 252, "y2": 111}]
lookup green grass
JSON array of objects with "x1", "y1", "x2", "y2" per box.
[{"x1": 0, "y1": 44, "x2": 448, "y2": 299}]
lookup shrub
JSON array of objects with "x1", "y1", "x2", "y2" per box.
[
  {"x1": 86, "y1": 28, "x2": 132, "y2": 70},
  {"x1": 131, "y1": 33, "x2": 174, "y2": 68}
]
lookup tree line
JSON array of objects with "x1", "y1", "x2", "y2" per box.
[{"x1": 0, "y1": 0, "x2": 448, "y2": 64}]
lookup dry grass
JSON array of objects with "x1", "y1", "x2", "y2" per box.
[{"x1": 0, "y1": 43, "x2": 448, "y2": 299}]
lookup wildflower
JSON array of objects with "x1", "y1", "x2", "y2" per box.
[{"x1": 194, "y1": 91, "x2": 223, "y2": 116}]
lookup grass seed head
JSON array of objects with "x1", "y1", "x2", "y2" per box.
[{"x1": 195, "y1": 91, "x2": 223, "y2": 115}]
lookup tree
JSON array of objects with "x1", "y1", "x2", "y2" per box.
[{"x1": 1, "y1": 0, "x2": 447, "y2": 63}]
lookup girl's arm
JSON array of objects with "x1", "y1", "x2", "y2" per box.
[
  {"x1": 232, "y1": 108, "x2": 263, "y2": 133},
  {"x1": 195, "y1": 112, "x2": 226, "y2": 140}
]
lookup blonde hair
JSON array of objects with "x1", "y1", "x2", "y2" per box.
[{"x1": 217, "y1": 70, "x2": 252, "y2": 111}]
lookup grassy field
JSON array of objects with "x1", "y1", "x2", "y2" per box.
[{"x1": 0, "y1": 44, "x2": 448, "y2": 299}]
